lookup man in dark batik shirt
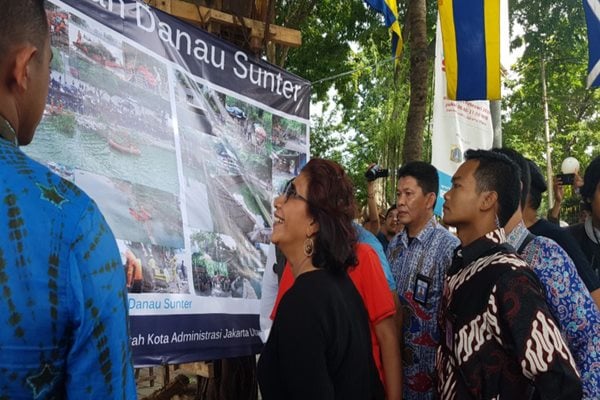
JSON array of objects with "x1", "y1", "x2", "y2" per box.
[{"x1": 437, "y1": 150, "x2": 582, "y2": 399}]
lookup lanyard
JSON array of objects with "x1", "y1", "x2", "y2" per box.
[{"x1": 413, "y1": 219, "x2": 437, "y2": 278}]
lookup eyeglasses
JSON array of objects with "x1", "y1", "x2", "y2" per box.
[{"x1": 281, "y1": 179, "x2": 308, "y2": 203}]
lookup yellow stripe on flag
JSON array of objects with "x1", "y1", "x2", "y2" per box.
[
  {"x1": 386, "y1": 0, "x2": 404, "y2": 60},
  {"x1": 439, "y1": 0, "x2": 458, "y2": 99},
  {"x1": 484, "y1": 0, "x2": 501, "y2": 99}
]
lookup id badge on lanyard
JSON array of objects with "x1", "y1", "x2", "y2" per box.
[{"x1": 413, "y1": 273, "x2": 432, "y2": 307}]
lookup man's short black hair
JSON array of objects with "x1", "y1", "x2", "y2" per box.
[
  {"x1": 0, "y1": 0, "x2": 48, "y2": 57},
  {"x1": 527, "y1": 159, "x2": 547, "y2": 211},
  {"x1": 581, "y1": 155, "x2": 600, "y2": 211},
  {"x1": 492, "y1": 148, "x2": 531, "y2": 209},
  {"x1": 464, "y1": 149, "x2": 521, "y2": 227},
  {"x1": 397, "y1": 161, "x2": 439, "y2": 197}
]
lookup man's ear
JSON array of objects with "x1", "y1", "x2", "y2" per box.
[
  {"x1": 480, "y1": 191, "x2": 498, "y2": 212},
  {"x1": 425, "y1": 192, "x2": 437, "y2": 210},
  {"x1": 9, "y1": 46, "x2": 37, "y2": 93}
]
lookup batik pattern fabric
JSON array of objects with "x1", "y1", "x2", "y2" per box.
[
  {"x1": 387, "y1": 217, "x2": 459, "y2": 400},
  {"x1": 508, "y1": 222, "x2": 600, "y2": 399},
  {"x1": 437, "y1": 228, "x2": 583, "y2": 400},
  {"x1": 0, "y1": 123, "x2": 136, "y2": 399}
]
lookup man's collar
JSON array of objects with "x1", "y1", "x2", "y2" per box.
[
  {"x1": 399, "y1": 215, "x2": 437, "y2": 246},
  {"x1": 505, "y1": 221, "x2": 529, "y2": 250},
  {"x1": 451, "y1": 228, "x2": 507, "y2": 272},
  {"x1": 0, "y1": 115, "x2": 18, "y2": 146}
]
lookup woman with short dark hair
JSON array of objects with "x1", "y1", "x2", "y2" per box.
[{"x1": 257, "y1": 158, "x2": 384, "y2": 400}]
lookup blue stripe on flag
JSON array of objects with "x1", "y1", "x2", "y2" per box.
[
  {"x1": 583, "y1": 0, "x2": 600, "y2": 88},
  {"x1": 453, "y1": 0, "x2": 487, "y2": 99},
  {"x1": 364, "y1": 0, "x2": 403, "y2": 60}
]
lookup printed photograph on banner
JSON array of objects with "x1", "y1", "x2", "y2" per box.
[
  {"x1": 216, "y1": 94, "x2": 274, "y2": 201},
  {"x1": 173, "y1": 70, "x2": 216, "y2": 136},
  {"x1": 116, "y1": 240, "x2": 188, "y2": 294},
  {"x1": 26, "y1": 2, "x2": 179, "y2": 197},
  {"x1": 272, "y1": 115, "x2": 307, "y2": 153},
  {"x1": 179, "y1": 127, "x2": 272, "y2": 255},
  {"x1": 122, "y1": 42, "x2": 170, "y2": 99},
  {"x1": 189, "y1": 230, "x2": 264, "y2": 299},
  {"x1": 220, "y1": 96, "x2": 272, "y2": 158},
  {"x1": 272, "y1": 147, "x2": 308, "y2": 194},
  {"x1": 179, "y1": 126, "x2": 218, "y2": 232},
  {"x1": 72, "y1": 170, "x2": 184, "y2": 248}
]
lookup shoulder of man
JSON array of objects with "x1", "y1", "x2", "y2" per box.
[
  {"x1": 431, "y1": 225, "x2": 460, "y2": 253},
  {"x1": 12, "y1": 150, "x2": 90, "y2": 211},
  {"x1": 565, "y1": 222, "x2": 584, "y2": 236},
  {"x1": 525, "y1": 235, "x2": 568, "y2": 260}
]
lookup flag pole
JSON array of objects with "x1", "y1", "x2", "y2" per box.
[{"x1": 541, "y1": 55, "x2": 554, "y2": 208}]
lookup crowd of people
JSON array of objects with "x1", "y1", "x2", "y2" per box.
[
  {"x1": 1, "y1": 1, "x2": 600, "y2": 399},
  {"x1": 259, "y1": 151, "x2": 600, "y2": 399}
]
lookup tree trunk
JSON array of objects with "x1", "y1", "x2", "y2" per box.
[
  {"x1": 402, "y1": 0, "x2": 429, "y2": 163},
  {"x1": 490, "y1": 100, "x2": 502, "y2": 147}
]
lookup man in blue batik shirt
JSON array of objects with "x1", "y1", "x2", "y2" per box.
[
  {"x1": 386, "y1": 162, "x2": 459, "y2": 400},
  {"x1": 0, "y1": 1, "x2": 136, "y2": 398}
]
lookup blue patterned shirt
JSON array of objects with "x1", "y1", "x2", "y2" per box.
[
  {"x1": 387, "y1": 216, "x2": 459, "y2": 400},
  {"x1": 0, "y1": 122, "x2": 136, "y2": 399},
  {"x1": 508, "y1": 222, "x2": 600, "y2": 399}
]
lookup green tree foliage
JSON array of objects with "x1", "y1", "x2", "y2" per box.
[
  {"x1": 505, "y1": 0, "x2": 600, "y2": 221},
  {"x1": 309, "y1": 39, "x2": 412, "y2": 206},
  {"x1": 276, "y1": 0, "x2": 436, "y2": 206},
  {"x1": 505, "y1": 0, "x2": 600, "y2": 181},
  {"x1": 277, "y1": 1, "x2": 386, "y2": 103}
]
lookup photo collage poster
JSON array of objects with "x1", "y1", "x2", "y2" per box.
[{"x1": 25, "y1": 0, "x2": 310, "y2": 365}]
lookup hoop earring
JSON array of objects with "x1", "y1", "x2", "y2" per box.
[{"x1": 303, "y1": 237, "x2": 314, "y2": 257}]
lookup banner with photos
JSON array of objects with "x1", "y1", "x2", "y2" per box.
[{"x1": 28, "y1": 0, "x2": 310, "y2": 365}]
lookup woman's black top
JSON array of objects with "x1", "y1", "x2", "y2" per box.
[{"x1": 257, "y1": 269, "x2": 384, "y2": 400}]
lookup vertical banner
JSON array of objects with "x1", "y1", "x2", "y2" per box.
[
  {"x1": 431, "y1": 18, "x2": 494, "y2": 215},
  {"x1": 437, "y1": 0, "x2": 501, "y2": 100},
  {"x1": 28, "y1": 0, "x2": 310, "y2": 365}
]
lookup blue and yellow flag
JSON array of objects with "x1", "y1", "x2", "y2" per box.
[
  {"x1": 438, "y1": 0, "x2": 501, "y2": 100},
  {"x1": 583, "y1": 0, "x2": 600, "y2": 88},
  {"x1": 364, "y1": 0, "x2": 403, "y2": 61}
]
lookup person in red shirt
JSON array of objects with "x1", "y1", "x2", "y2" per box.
[{"x1": 271, "y1": 243, "x2": 402, "y2": 400}]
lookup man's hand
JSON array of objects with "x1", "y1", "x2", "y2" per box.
[
  {"x1": 553, "y1": 175, "x2": 565, "y2": 205},
  {"x1": 548, "y1": 176, "x2": 565, "y2": 223},
  {"x1": 365, "y1": 163, "x2": 380, "y2": 235},
  {"x1": 574, "y1": 171, "x2": 584, "y2": 190}
]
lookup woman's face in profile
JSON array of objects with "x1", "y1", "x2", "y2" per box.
[{"x1": 272, "y1": 173, "x2": 312, "y2": 252}]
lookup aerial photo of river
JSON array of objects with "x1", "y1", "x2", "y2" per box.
[{"x1": 25, "y1": 118, "x2": 179, "y2": 196}]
